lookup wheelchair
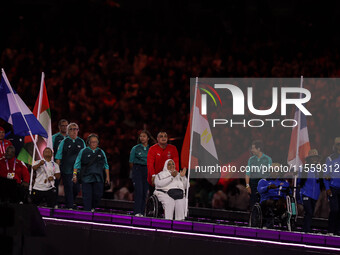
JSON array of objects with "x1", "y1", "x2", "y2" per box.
[
  {"x1": 144, "y1": 194, "x2": 164, "y2": 218},
  {"x1": 249, "y1": 193, "x2": 298, "y2": 231}
]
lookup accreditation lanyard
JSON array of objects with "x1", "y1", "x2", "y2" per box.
[
  {"x1": 44, "y1": 161, "x2": 55, "y2": 176},
  {"x1": 0, "y1": 141, "x2": 5, "y2": 155},
  {"x1": 6, "y1": 158, "x2": 16, "y2": 172}
]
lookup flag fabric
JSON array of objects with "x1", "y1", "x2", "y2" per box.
[
  {"x1": 181, "y1": 87, "x2": 220, "y2": 184},
  {"x1": 33, "y1": 77, "x2": 53, "y2": 155},
  {"x1": 0, "y1": 73, "x2": 48, "y2": 139},
  {"x1": 287, "y1": 108, "x2": 310, "y2": 168},
  {"x1": 18, "y1": 74, "x2": 52, "y2": 164},
  {"x1": 217, "y1": 151, "x2": 249, "y2": 187}
]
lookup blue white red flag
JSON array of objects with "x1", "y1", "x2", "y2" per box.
[
  {"x1": 287, "y1": 108, "x2": 310, "y2": 168},
  {"x1": 0, "y1": 72, "x2": 48, "y2": 138}
]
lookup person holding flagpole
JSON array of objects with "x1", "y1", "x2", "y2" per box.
[
  {"x1": 298, "y1": 149, "x2": 322, "y2": 233},
  {"x1": 154, "y1": 159, "x2": 187, "y2": 220},
  {"x1": 0, "y1": 126, "x2": 13, "y2": 159},
  {"x1": 55, "y1": 123, "x2": 85, "y2": 209},
  {"x1": 32, "y1": 147, "x2": 61, "y2": 207}
]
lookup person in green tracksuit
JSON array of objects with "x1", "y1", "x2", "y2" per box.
[
  {"x1": 245, "y1": 140, "x2": 272, "y2": 209},
  {"x1": 73, "y1": 133, "x2": 110, "y2": 211},
  {"x1": 55, "y1": 123, "x2": 85, "y2": 209}
]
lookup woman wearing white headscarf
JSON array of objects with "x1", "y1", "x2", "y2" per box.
[{"x1": 154, "y1": 159, "x2": 187, "y2": 220}]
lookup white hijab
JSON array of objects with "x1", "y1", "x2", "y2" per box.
[
  {"x1": 156, "y1": 158, "x2": 185, "y2": 190},
  {"x1": 162, "y1": 159, "x2": 175, "y2": 173}
]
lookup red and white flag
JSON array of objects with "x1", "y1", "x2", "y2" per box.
[
  {"x1": 287, "y1": 108, "x2": 310, "y2": 168},
  {"x1": 181, "y1": 83, "x2": 219, "y2": 183}
]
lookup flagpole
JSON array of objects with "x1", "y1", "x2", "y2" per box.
[
  {"x1": 29, "y1": 72, "x2": 45, "y2": 194},
  {"x1": 185, "y1": 77, "x2": 199, "y2": 217},
  {"x1": 1, "y1": 69, "x2": 43, "y2": 190},
  {"x1": 293, "y1": 76, "x2": 303, "y2": 199},
  {"x1": 31, "y1": 73, "x2": 45, "y2": 163}
]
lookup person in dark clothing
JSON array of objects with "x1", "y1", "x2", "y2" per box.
[
  {"x1": 129, "y1": 130, "x2": 154, "y2": 216},
  {"x1": 298, "y1": 149, "x2": 323, "y2": 233}
]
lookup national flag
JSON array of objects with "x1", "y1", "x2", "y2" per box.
[
  {"x1": 287, "y1": 108, "x2": 310, "y2": 168},
  {"x1": 181, "y1": 85, "x2": 220, "y2": 184},
  {"x1": 217, "y1": 152, "x2": 249, "y2": 187},
  {"x1": 0, "y1": 70, "x2": 48, "y2": 139},
  {"x1": 18, "y1": 73, "x2": 52, "y2": 164}
]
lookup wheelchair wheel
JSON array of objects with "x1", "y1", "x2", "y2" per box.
[
  {"x1": 285, "y1": 196, "x2": 297, "y2": 231},
  {"x1": 249, "y1": 203, "x2": 263, "y2": 228},
  {"x1": 145, "y1": 195, "x2": 164, "y2": 218}
]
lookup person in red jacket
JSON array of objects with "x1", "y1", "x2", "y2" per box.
[
  {"x1": 0, "y1": 145, "x2": 30, "y2": 203},
  {"x1": 0, "y1": 145, "x2": 30, "y2": 185},
  {"x1": 0, "y1": 126, "x2": 13, "y2": 159},
  {"x1": 147, "y1": 131, "x2": 179, "y2": 185}
]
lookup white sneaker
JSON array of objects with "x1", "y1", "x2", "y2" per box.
[{"x1": 135, "y1": 213, "x2": 143, "y2": 217}]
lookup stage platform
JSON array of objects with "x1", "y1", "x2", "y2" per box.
[{"x1": 32, "y1": 207, "x2": 340, "y2": 255}]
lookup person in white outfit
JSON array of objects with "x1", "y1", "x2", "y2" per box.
[
  {"x1": 32, "y1": 147, "x2": 61, "y2": 207},
  {"x1": 154, "y1": 159, "x2": 187, "y2": 220}
]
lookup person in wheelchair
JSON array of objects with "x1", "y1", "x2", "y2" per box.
[
  {"x1": 154, "y1": 159, "x2": 187, "y2": 220},
  {"x1": 257, "y1": 164, "x2": 290, "y2": 228}
]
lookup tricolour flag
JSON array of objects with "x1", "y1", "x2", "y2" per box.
[
  {"x1": 181, "y1": 84, "x2": 220, "y2": 184},
  {"x1": 0, "y1": 70, "x2": 48, "y2": 139},
  {"x1": 18, "y1": 73, "x2": 52, "y2": 164},
  {"x1": 287, "y1": 108, "x2": 310, "y2": 168}
]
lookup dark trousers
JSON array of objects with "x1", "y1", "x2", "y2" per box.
[
  {"x1": 54, "y1": 178, "x2": 60, "y2": 206},
  {"x1": 32, "y1": 188, "x2": 57, "y2": 208},
  {"x1": 261, "y1": 198, "x2": 286, "y2": 228},
  {"x1": 82, "y1": 182, "x2": 104, "y2": 211},
  {"x1": 249, "y1": 178, "x2": 260, "y2": 209},
  {"x1": 132, "y1": 164, "x2": 149, "y2": 215},
  {"x1": 328, "y1": 187, "x2": 340, "y2": 235},
  {"x1": 302, "y1": 195, "x2": 316, "y2": 233},
  {"x1": 62, "y1": 173, "x2": 79, "y2": 208}
]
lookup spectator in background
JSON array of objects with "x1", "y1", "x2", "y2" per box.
[
  {"x1": 0, "y1": 126, "x2": 12, "y2": 159},
  {"x1": 147, "y1": 131, "x2": 179, "y2": 186},
  {"x1": 55, "y1": 123, "x2": 85, "y2": 209},
  {"x1": 129, "y1": 130, "x2": 154, "y2": 216},
  {"x1": 298, "y1": 149, "x2": 323, "y2": 233},
  {"x1": 73, "y1": 134, "x2": 110, "y2": 211},
  {"x1": 325, "y1": 137, "x2": 340, "y2": 235},
  {"x1": 52, "y1": 119, "x2": 68, "y2": 207},
  {"x1": 32, "y1": 147, "x2": 61, "y2": 208},
  {"x1": 245, "y1": 140, "x2": 272, "y2": 209}
]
